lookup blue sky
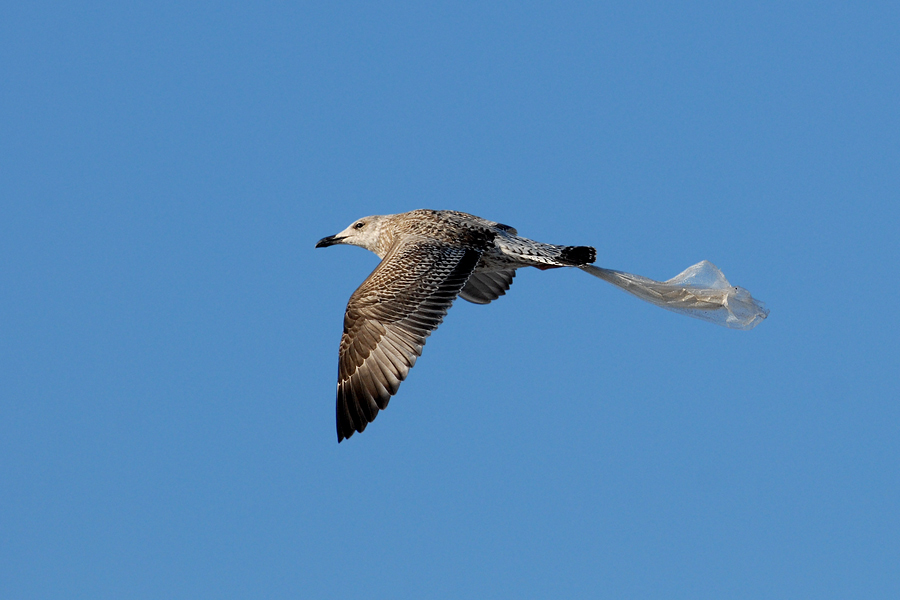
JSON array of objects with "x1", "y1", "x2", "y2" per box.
[{"x1": 2, "y1": 2, "x2": 898, "y2": 598}]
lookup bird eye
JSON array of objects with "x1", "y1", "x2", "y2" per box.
[{"x1": 354, "y1": 222, "x2": 365, "y2": 229}]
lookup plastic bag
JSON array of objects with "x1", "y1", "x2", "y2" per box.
[{"x1": 580, "y1": 260, "x2": 768, "y2": 330}]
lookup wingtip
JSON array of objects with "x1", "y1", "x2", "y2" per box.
[{"x1": 336, "y1": 416, "x2": 354, "y2": 443}]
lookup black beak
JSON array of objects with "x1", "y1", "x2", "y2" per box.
[{"x1": 315, "y1": 235, "x2": 344, "y2": 248}]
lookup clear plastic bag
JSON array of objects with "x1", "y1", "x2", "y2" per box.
[{"x1": 580, "y1": 260, "x2": 768, "y2": 330}]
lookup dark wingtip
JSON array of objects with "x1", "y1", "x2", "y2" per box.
[
  {"x1": 337, "y1": 420, "x2": 354, "y2": 443},
  {"x1": 336, "y1": 392, "x2": 353, "y2": 442},
  {"x1": 559, "y1": 245, "x2": 596, "y2": 265}
]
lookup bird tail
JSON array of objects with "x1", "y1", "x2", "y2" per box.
[{"x1": 558, "y1": 245, "x2": 596, "y2": 266}]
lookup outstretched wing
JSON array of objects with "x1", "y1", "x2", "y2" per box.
[{"x1": 336, "y1": 240, "x2": 481, "y2": 441}]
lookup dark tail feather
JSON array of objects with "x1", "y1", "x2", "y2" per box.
[{"x1": 559, "y1": 245, "x2": 596, "y2": 266}]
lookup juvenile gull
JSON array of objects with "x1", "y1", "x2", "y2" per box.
[{"x1": 316, "y1": 209, "x2": 767, "y2": 442}]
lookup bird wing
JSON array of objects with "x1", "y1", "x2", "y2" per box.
[
  {"x1": 458, "y1": 269, "x2": 516, "y2": 304},
  {"x1": 336, "y1": 239, "x2": 482, "y2": 441}
]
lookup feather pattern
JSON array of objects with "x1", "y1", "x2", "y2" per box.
[{"x1": 336, "y1": 240, "x2": 482, "y2": 441}]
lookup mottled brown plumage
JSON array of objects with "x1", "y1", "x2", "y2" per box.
[{"x1": 316, "y1": 209, "x2": 596, "y2": 441}]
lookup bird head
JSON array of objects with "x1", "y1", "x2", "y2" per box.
[{"x1": 315, "y1": 214, "x2": 393, "y2": 257}]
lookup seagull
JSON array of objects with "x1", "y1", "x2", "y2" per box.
[{"x1": 316, "y1": 209, "x2": 597, "y2": 442}]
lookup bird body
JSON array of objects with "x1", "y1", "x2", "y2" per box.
[{"x1": 316, "y1": 209, "x2": 596, "y2": 441}]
